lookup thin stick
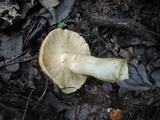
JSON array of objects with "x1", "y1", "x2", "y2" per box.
[
  {"x1": 22, "y1": 86, "x2": 35, "y2": 120},
  {"x1": 37, "y1": 79, "x2": 48, "y2": 103},
  {"x1": 0, "y1": 54, "x2": 37, "y2": 68}
]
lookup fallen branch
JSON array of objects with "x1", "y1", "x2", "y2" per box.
[{"x1": 90, "y1": 14, "x2": 160, "y2": 42}]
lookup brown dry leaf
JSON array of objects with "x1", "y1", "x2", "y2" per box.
[{"x1": 110, "y1": 109, "x2": 123, "y2": 120}]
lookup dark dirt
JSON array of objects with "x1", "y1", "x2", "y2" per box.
[{"x1": 0, "y1": 0, "x2": 160, "y2": 120}]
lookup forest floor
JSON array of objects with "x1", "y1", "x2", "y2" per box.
[{"x1": 0, "y1": 0, "x2": 160, "y2": 120}]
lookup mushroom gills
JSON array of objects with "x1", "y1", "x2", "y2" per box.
[{"x1": 60, "y1": 53, "x2": 129, "y2": 82}]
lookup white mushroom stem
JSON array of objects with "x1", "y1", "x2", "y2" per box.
[{"x1": 60, "y1": 53, "x2": 128, "y2": 82}]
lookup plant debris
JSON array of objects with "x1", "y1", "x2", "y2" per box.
[
  {"x1": 109, "y1": 109, "x2": 123, "y2": 120},
  {"x1": 0, "y1": 0, "x2": 20, "y2": 24},
  {"x1": 0, "y1": 0, "x2": 160, "y2": 119}
]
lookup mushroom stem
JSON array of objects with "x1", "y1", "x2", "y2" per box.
[{"x1": 60, "y1": 53, "x2": 128, "y2": 82}]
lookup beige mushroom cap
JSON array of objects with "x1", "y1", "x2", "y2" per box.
[{"x1": 39, "y1": 28, "x2": 90, "y2": 93}]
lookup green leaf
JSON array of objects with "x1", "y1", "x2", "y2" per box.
[{"x1": 58, "y1": 22, "x2": 68, "y2": 28}]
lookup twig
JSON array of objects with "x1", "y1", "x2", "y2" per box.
[
  {"x1": 23, "y1": 20, "x2": 39, "y2": 48},
  {"x1": 0, "y1": 54, "x2": 38, "y2": 68},
  {"x1": 11, "y1": 93, "x2": 47, "y2": 109},
  {"x1": 90, "y1": 14, "x2": 160, "y2": 41},
  {"x1": 37, "y1": 79, "x2": 48, "y2": 103},
  {"x1": 4, "y1": 47, "x2": 32, "y2": 63},
  {"x1": 22, "y1": 86, "x2": 35, "y2": 120}
]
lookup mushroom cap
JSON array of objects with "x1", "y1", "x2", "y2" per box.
[{"x1": 39, "y1": 28, "x2": 90, "y2": 94}]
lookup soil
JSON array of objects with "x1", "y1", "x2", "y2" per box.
[{"x1": 0, "y1": 0, "x2": 160, "y2": 120}]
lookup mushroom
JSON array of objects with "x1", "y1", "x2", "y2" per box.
[{"x1": 39, "y1": 28, "x2": 128, "y2": 94}]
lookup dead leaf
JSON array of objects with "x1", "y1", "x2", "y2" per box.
[
  {"x1": 38, "y1": 8, "x2": 55, "y2": 25},
  {"x1": 55, "y1": 0, "x2": 76, "y2": 23},
  {"x1": 110, "y1": 109, "x2": 123, "y2": 120},
  {"x1": 18, "y1": 0, "x2": 36, "y2": 19},
  {"x1": 0, "y1": 34, "x2": 23, "y2": 60},
  {"x1": 43, "y1": 92, "x2": 68, "y2": 113},
  {"x1": 154, "y1": 58, "x2": 160, "y2": 68},
  {"x1": 145, "y1": 47, "x2": 157, "y2": 60},
  {"x1": 0, "y1": 68, "x2": 11, "y2": 81},
  {"x1": 117, "y1": 63, "x2": 152, "y2": 95},
  {"x1": 38, "y1": 0, "x2": 60, "y2": 25},
  {"x1": 39, "y1": 0, "x2": 59, "y2": 8},
  {"x1": 0, "y1": 34, "x2": 23, "y2": 79},
  {"x1": 5, "y1": 64, "x2": 19, "y2": 72},
  {"x1": 126, "y1": 37, "x2": 156, "y2": 46},
  {"x1": 102, "y1": 82, "x2": 113, "y2": 94},
  {"x1": 119, "y1": 47, "x2": 133, "y2": 60},
  {"x1": 133, "y1": 46, "x2": 145, "y2": 56},
  {"x1": 77, "y1": 103, "x2": 90, "y2": 120},
  {"x1": 151, "y1": 69, "x2": 160, "y2": 87},
  {"x1": 0, "y1": 0, "x2": 20, "y2": 24}
]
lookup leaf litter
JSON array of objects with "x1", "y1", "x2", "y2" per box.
[{"x1": 0, "y1": 0, "x2": 160, "y2": 120}]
